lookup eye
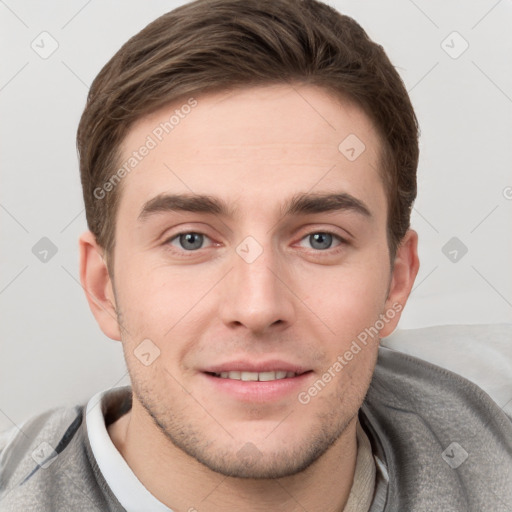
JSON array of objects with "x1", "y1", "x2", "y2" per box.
[
  {"x1": 167, "y1": 232, "x2": 212, "y2": 251},
  {"x1": 164, "y1": 230, "x2": 346, "y2": 254},
  {"x1": 298, "y1": 232, "x2": 344, "y2": 251}
]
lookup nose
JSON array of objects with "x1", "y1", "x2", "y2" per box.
[{"x1": 218, "y1": 237, "x2": 296, "y2": 335}]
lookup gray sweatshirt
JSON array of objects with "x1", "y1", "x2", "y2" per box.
[{"x1": 1, "y1": 346, "x2": 511, "y2": 511}]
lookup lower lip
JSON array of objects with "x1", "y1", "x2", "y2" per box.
[{"x1": 201, "y1": 371, "x2": 314, "y2": 402}]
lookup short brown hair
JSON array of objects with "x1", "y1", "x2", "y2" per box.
[{"x1": 77, "y1": 0, "x2": 419, "y2": 271}]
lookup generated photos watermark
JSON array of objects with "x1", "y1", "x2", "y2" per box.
[
  {"x1": 298, "y1": 302, "x2": 403, "y2": 405},
  {"x1": 93, "y1": 97, "x2": 198, "y2": 200}
]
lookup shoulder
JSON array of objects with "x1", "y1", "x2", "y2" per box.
[
  {"x1": 1, "y1": 405, "x2": 83, "y2": 477},
  {"x1": 0, "y1": 404, "x2": 96, "y2": 511},
  {"x1": 380, "y1": 323, "x2": 512, "y2": 419},
  {"x1": 370, "y1": 343, "x2": 512, "y2": 426},
  {"x1": 364, "y1": 340, "x2": 512, "y2": 508}
]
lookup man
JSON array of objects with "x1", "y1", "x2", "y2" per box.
[{"x1": 1, "y1": 0, "x2": 511, "y2": 510}]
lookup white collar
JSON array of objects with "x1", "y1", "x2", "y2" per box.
[{"x1": 85, "y1": 388, "x2": 173, "y2": 512}]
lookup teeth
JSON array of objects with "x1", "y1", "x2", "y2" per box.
[
  {"x1": 258, "y1": 371, "x2": 275, "y2": 382},
  {"x1": 241, "y1": 371, "x2": 259, "y2": 381},
  {"x1": 215, "y1": 370, "x2": 299, "y2": 381}
]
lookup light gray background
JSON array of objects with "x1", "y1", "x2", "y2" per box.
[{"x1": 1, "y1": 1, "x2": 511, "y2": 431}]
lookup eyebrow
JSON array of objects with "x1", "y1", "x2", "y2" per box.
[{"x1": 137, "y1": 191, "x2": 372, "y2": 222}]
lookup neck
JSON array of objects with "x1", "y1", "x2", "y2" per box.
[{"x1": 108, "y1": 398, "x2": 359, "y2": 512}]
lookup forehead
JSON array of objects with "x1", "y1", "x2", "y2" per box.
[{"x1": 116, "y1": 84, "x2": 385, "y2": 221}]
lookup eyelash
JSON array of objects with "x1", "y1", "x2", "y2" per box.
[{"x1": 163, "y1": 230, "x2": 348, "y2": 257}]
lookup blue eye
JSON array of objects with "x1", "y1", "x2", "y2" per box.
[
  {"x1": 169, "y1": 232, "x2": 209, "y2": 251},
  {"x1": 164, "y1": 230, "x2": 345, "y2": 256},
  {"x1": 299, "y1": 232, "x2": 342, "y2": 251}
]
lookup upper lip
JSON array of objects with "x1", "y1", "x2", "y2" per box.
[{"x1": 202, "y1": 360, "x2": 311, "y2": 374}]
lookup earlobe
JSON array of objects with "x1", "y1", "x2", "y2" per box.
[
  {"x1": 79, "y1": 230, "x2": 122, "y2": 341},
  {"x1": 379, "y1": 229, "x2": 420, "y2": 338}
]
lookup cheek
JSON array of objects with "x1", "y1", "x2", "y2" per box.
[
  {"x1": 114, "y1": 259, "x2": 215, "y2": 354},
  {"x1": 307, "y1": 261, "x2": 389, "y2": 337}
]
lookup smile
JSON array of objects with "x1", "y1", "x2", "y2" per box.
[
  {"x1": 202, "y1": 368, "x2": 314, "y2": 402},
  {"x1": 208, "y1": 370, "x2": 305, "y2": 381}
]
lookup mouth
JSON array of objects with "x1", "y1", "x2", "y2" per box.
[
  {"x1": 200, "y1": 362, "x2": 314, "y2": 402},
  {"x1": 205, "y1": 370, "x2": 312, "y2": 381}
]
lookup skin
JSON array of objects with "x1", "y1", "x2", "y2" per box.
[{"x1": 80, "y1": 84, "x2": 419, "y2": 512}]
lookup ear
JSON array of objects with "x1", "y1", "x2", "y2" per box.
[
  {"x1": 379, "y1": 229, "x2": 420, "y2": 338},
  {"x1": 79, "y1": 230, "x2": 122, "y2": 341}
]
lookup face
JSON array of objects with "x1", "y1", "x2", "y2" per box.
[{"x1": 82, "y1": 84, "x2": 418, "y2": 479}]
